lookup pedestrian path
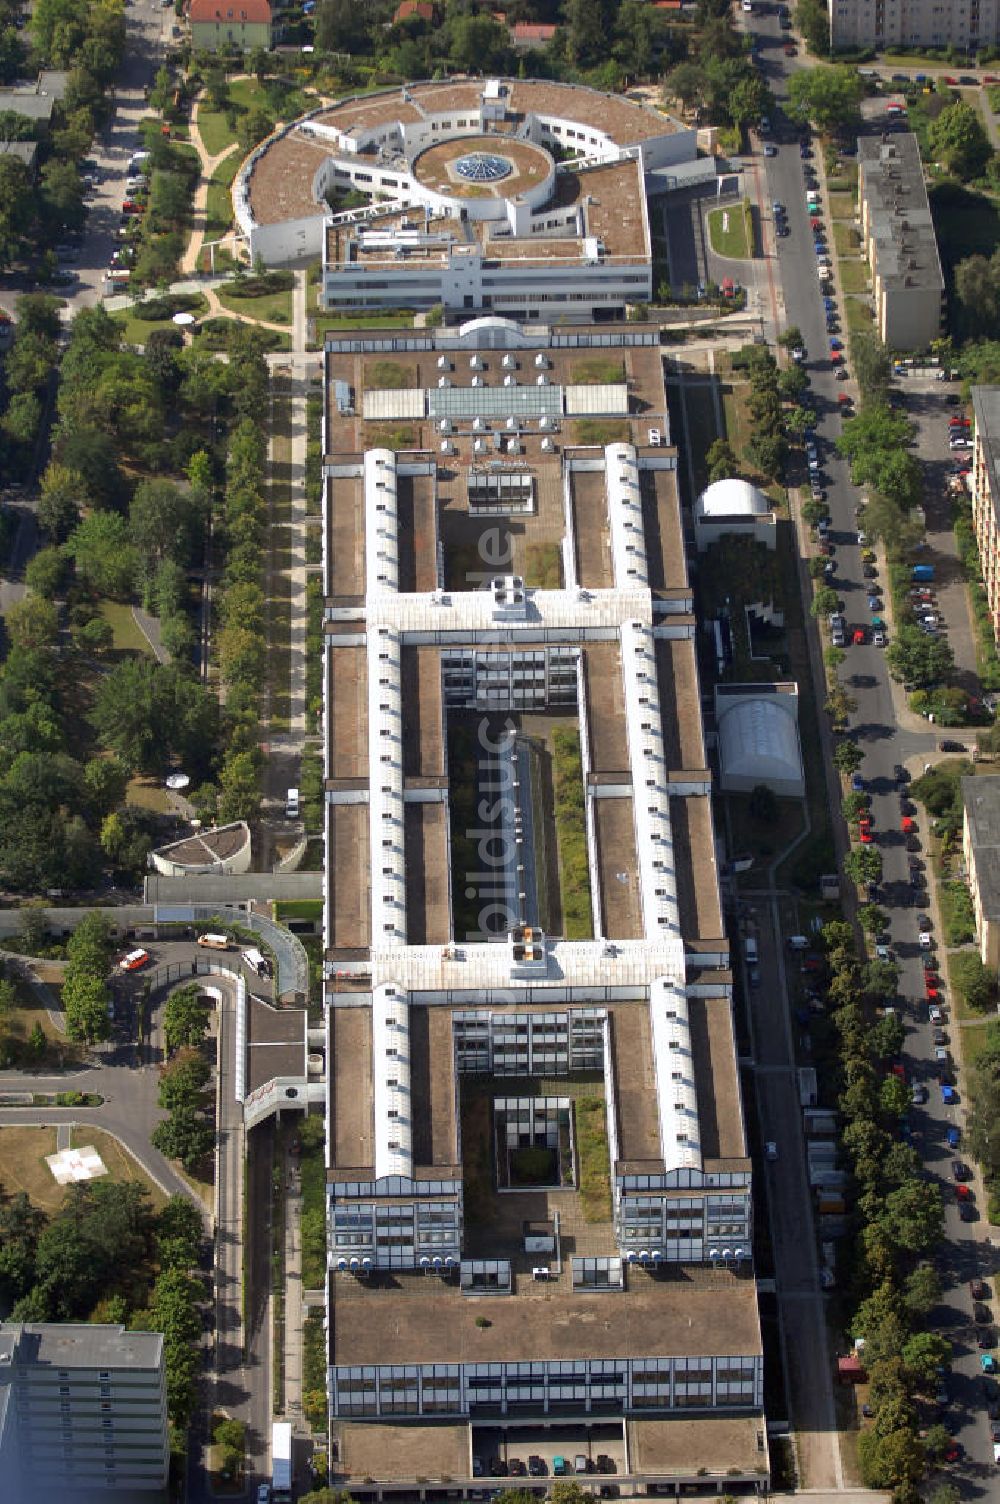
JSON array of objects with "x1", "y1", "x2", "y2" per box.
[
  {"x1": 283, "y1": 1145, "x2": 304, "y2": 1426},
  {"x1": 181, "y1": 91, "x2": 242, "y2": 277}
]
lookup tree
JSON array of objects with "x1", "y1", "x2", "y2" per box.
[
  {"x1": 68, "y1": 511, "x2": 137, "y2": 599},
  {"x1": 62, "y1": 971, "x2": 111, "y2": 1043},
  {"x1": 810, "y1": 585, "x2": 840, "y2": 617},
  {"x1": 158, "y1": 1049, "x2": 211, "y2": 1111},
  {"x1": 152, "y1": 1105, "x2": 214, "y2": 1171},
  {"x1": 665, "y1": 61, "x2": 706, "y2": 114},
  {"x1": 5, "y1": 594, "x2": 60, "y2": 651},
  {"x1": 878, "y1": 1073, "x2": 911, "y2": 1119},
  {"x1": 949, "y1": 950, "x2": 997, "y2": 1012},
  {"x1": 903, "y1": 1262, "x2": 941, "y2": 1319},
  {"x1": 0, "y1": 1191, "x2": 47, "y2": 1302},
  {"x1": 851, "y1": 332, "x2": 892, "y2": 404},
  {"x1": 833, "y1": 739, "x2": 863, "y2": 775},
  {"x1": 561, "y1": 0, "x2": 605, "y2": 66},
  {"x1": 129, "y1": 478, "x2": 202, "y2": 577},
  {"x1": 37, "y1": 462, "x2": 84, "y2": 541},
  {"x1": 796, "y1": 0, "x2": 830, "y2": 53},
  {"x1": 729, "y1": 73, "x2": 770, "y2": 129},
  {"x1": 163, "y1": 984, "x2": 209, "y2": 1054},
  {"x1": 218, "y1": 749, "x2": 260, "y2": 823},
  {"x1": 954, "y1": 251, "x2": 1000, "y2": 339},
  {"x1": 844, "y1": 845, "x2": 882, "y2": 887},
  {"x1": 156, "y1": 1194, "x2": 204, "y2": 1270},
  {"x1": 902, "y1": 1331, "x2": 952, "y2": 1389},
  {"x1": 929, "y1": 101, "x2": 992, "y2": 181},
  {"x1": 25, "y1": 546, "x2": 70, "y2": 600},
  {"x1": 237, "y1": 105, "x2": 276, "y2": 154},
  {"x1": 705, "y1": 437, "x2": 739, "y2": 484},
  {"x1": 857, "y1": 1425, "x2": 924, "y2": 1490},
  {"x1": 842, "y1": 791, "x2": 869, "y2": 822},
  {"x1": 787, "y1": 66, "x2": 863, "y2": 133},
  {"x1": 837, "y1": 404, "x2": 914, "y2": 466},
  {"x1": 865, "y1": 959, "x2": 901, "y2": 999},
  {"x1": 857, "y1": 904, "x2": 886, "y2": 936},
  {"x1": 885, "y1": 625, "x2": 955, "y2": 691}
]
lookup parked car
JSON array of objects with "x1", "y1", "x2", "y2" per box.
[{"x1": 116, "y1": 948, "x2": 150, "y2": 973}]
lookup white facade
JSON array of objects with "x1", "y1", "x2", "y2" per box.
[{"x1": 0, "y1": 1324, "x2": 168, "y2": 1502}]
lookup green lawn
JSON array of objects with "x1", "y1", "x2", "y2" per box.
[
  {"x1": 216, "y1": 284, "x2": 293, "y2": 325},
  {"x1": 828, "y1": 192, "x2": 857, "y2": 220},
  {"x1": 844, "y1": 295, "x2": 874, "y2": 333},
  {"x1": 100, "y1": 602, "x2": 154, "y2": 655},
  {"x1": 204, "y1": 152, "x2": 242, "y2": 240},
  {"x1": 113, "y1": 292, "x2": 210, "y2": 347},
  {"x1": 839, "y1": 259, "x2": 870, "y2": 294},
  {"x1": 707, "y1": 199, "x2": 753, "y2": 260},
  {"x1": 196, "y1": 108, "x2": 236, "y2": 157},
  {"x1": 833, "y1": 221, "x2": 860, "y2": 255}
]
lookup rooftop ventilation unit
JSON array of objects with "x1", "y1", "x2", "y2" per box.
[
  {"x1": 438, "y1": 418, "x2": 451, "y2": 434},
  {"x1": 472, "y1": 375, "x2": 484, "y2": 387},
  {"x1": 503, "y1": 374, "x2": 516, "y2": 387},
  {"x1": 502, "y1": 354, "x2": 516, "y2": 369},
  {"x1": 470, "y1": 354, "x2": 484, "y2": 370},
  {"x1": 473, "y1": 438, "x2": 485, "y2": 453},
  {"x1": 437, "y1": 356, "x2": 451, "y2": 371},
  {"x1": 440, "y1": 439, "x2": 454, "y2": 454},
  {"x1": 537, "y1": 374, "x2": 549, "y2": 386},
  {"x1": 473, "y1": 416, "x2": 486, "y2": 432},
  {"x1": 540, "y1": 437, "x2": 554, "y2": 452},
  {"x1": 534, "y1": 353, "x2": 548, "y2": 368},
  {"x1": 506, "y1": 416, "x2": 517, "y2": 431},
  {"x1": 438, "y1": 376, "x2": 451, "y2": 388}
]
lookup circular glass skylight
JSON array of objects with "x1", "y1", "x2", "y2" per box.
[{"x1": 454, "y1": 152, "x2": 512, "y2": 183}]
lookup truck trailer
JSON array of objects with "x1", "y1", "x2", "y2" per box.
[{"x1": 272, "y1": 1422, "x2": 292, "y2": 1504}]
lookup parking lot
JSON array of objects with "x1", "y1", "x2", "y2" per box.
[
  {"x1": 892, "y1": 366, "x2": 981, "y2": 691},
  {"x1": 472, "y1": 1423, "x2": 625, "y2": 1482}
]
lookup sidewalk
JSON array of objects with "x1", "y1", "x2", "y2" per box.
[{"x1": 283, "y1": 1145, "x2": 304, "y2": 1427}]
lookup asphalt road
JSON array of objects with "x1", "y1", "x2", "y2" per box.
[
  {"x1": 744, "y1": 5, "x2": 999, "y2": 1486},
  {"x1": 62, "y1": 0, "x2": 171, "y2": 315}
]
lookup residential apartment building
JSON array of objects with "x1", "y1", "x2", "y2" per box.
[
  {"x1": 0, "y1": 1324, "x2": 169, "y2": 1502},
  {"x1": 829, "y1": 0, "x2": 1000, "y2": 52},
  {"x1": 857, "y1": 133, "x2": 945, "y2": 352},
  {"x1": 190, "y1": 0, "x2": 272, "y2": 53},
  {"x1": 971, "y1": 386, "x2": 1000, "y2": 646},
  {"x1": 962, "y1": 777, "x2": 1000, "y2": 969},
  {"x1": 320, "y1": 315, "x2": 767, "y2": 1500}
]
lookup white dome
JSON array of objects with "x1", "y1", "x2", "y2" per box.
[
  {"x1": 696, "y1": 478, "x2": 771, "y2": 520},
  {"x1": 718, "y1": 698, "x2": 801, "y2": 784}
]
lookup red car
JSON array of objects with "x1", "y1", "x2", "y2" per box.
[
  {"x1": 810, "y1": 216, "x2": 822, "y2": 231},
  {"x1": 949, "y1": 416, "x2": 970, "y2": 428},
  {"x1": 891, "y1": 1062, "x2": 906, "y2": 1081},
  {"x1": 901, "y1": 816, "x2": 915, "y2": 832},
  {"x1": 853, "y1": 628, "x2": 866, "y2": 644},
  {"x1": 943, "y1": 75, "x2": 958, "y2": 85},
  {"x1": 860, "y1": 828, "x2": 873, "y2": 844},
  {"x1": 830, "y1": 351, "x2": 843, "y2": 364}
]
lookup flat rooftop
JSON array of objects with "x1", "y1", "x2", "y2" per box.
[
  {"x1": 628, "y1": 1414, "x2": 767, "y2": 1476},
  {"x1": 329, "y1": 1266, "x2": 762, "y2": 1366},
  {"x1": 311, "y1": 78, "x2": 681, "y2": 150},
  {"x1": 6, "y1": 1323, "x2": 163, "y2": 1370},
  {"x1": 324, "y1": 339, "x2": 670, "y2": 458},
  {"x1": 973, "y1": 385, "x2": 1000, "y2": 528},
  {"x1": 688, "y1": 995, "x2": 746, "y2": 1164},
  {"x1": 326, "y1": 160, "x2": 647, "y2": 268},
  {"x1": 858, "y1": 132, "x2": 944, "y2": 295},
  {"x1": 337, "y1": 1420, "x2": 470, "y2": 1485},
  {"x1": 963, "y1": 775, "x2": 1000, "y2": 916},
  {"x1": 245, "y1": 996, "x2": 306, "y2": 1094}
]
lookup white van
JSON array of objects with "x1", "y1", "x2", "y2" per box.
[
  {"x1": 197, "y1": 933, "x2": 231, "y2": 951},
  {"x1": 285, "y1": 787, "x2": 300, "y2": 819},
  {"x1": 242, "y1": 948, "x2": 271, "y2": 978},
  {"x1": 744, "y1": 935, "x2": 759, "y2": 965},
  {"x1": 788, "y1": 935, "x2": 809, "y2": 951}
]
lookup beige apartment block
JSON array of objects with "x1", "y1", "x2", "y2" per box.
[
  {"x1": 857, "y1": 134, "x2": 944, "y2": 352},
  {"x1": 971, "y1": 387, "x2": 1000, "y2": 645},
  {"x1": 962, "y1": 778, "x2": 1000, "y2": 969},
  {"x1": 829, "y1": 0, "x2": 1000, "y2": 52}
]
